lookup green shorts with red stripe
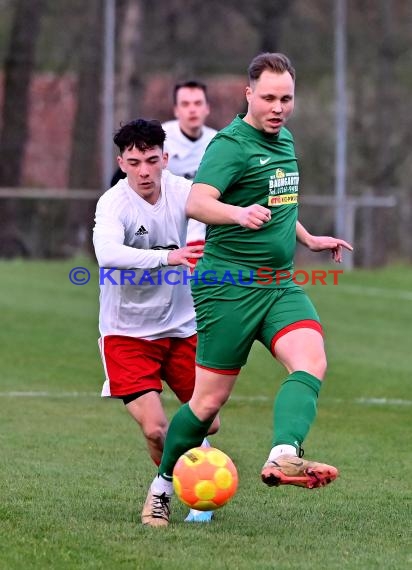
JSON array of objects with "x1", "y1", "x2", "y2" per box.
[{"x1": 192, "y1": 282, "x2": 321, "y2": 372}]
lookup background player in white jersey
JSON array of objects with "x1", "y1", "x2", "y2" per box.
[
  {"x1": 162, "y1": 80, "x2": 217, "y2": 180},
  {"x1": 110, "y1": 82, "x2": 215, "y2": 193},
  {"x1": 93, "y1": 119, "x2": 218, "y2": 525},
  {"x1": 161, "y1": 81, "x2": 217, "y2": 262}
]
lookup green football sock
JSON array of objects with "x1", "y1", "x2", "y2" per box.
[
  {"x1": 273, "y1": 371, "x2": 322, "y2": 450},
  {"x1": 158, "y1": 403, "x2": 214, "y2": 480}
]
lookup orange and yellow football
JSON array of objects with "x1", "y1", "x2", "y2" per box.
[{"x1": 172, "y1": 446, "x2": 238, "y2": 511}]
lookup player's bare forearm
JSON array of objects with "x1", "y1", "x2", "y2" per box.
[
  {"x1": 296, "y1": 220, "x2": 312, "y2": 247},
  {"x1": 296, "y1": 221, "x2": 353, "y2": 263},
  {"x1": 186, "y1": 183, "x2": 241, "y2": 225},
  {"x1": 187, "y1": 183, "x2": 271, "y2": 230}
]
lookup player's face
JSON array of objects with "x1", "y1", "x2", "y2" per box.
[
  {"x1": 174, "y1": 87, "x2": 210, "y2": 136},
  {"x1": 117, "y1": 145, "x2": 168, "y2": 203},
  {"x1": 244, "y1": 70, "x2": 295, "y2": 134}
]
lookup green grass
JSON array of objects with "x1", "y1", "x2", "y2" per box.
[{"x1": 1, "y1": 259, "x2": 411, "y2": 569}]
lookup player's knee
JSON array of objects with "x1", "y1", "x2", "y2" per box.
[
  {"x1": 142, "y1": 423, "x2": 167, "y2": 447},
  {"x1": 312, "y1": 353, "x2": 327, "y2": 380},
  {"x1": 191, "y1": 396, "x2": 223, "y2": 422}
]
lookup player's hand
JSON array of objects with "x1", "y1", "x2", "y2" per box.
[
  {"x1": 307, "y1": 235, "x2": 353, "y2": 263},
  {"x1": 167, "y1": 244, "x2": 204, "y2": 268},
  {"x1": 186, "y1": 240, "x2": 206, "y2": 271},
  {"x1": 236, "y1": 204, "x2": 271, "y2": 230}
]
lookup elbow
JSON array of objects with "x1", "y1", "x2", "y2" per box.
[
  {"x1": 185, "y1": 201, "x2": 196, "y2": 220},
  {"x1": 185, "y1": 204, "x2": 195, "y2": 219},
  {"x1": 94, "y1": 250, "x2": 114, "y2": 268},
  {"x1": 93, "y1": 240, "x2": 116, "y2": 268}
]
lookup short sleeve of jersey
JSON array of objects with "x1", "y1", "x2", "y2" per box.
[{"x1": 193, "y1": 135, "x2": 246, "y2": 195}]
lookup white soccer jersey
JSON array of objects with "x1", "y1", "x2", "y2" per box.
[
  {"x1": 93, "y1": 170, "x2": 204, "y2": 340},
  {"x1": 162, "y1": 120, "x2": 217, "y2": 180}
]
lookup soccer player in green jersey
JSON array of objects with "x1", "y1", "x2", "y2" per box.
[{"x1": 142, "y1": 52, "x2": 353, "y2": 527}]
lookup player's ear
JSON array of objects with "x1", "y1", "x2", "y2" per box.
[
  {"x1": 162, "y1": 152, "x2": 169, "y2": 167},
  {"x1": 245, "y1": 85, "x2": 252, "y2": 104},
  {"x1": 117, "y1": 155, "x2": 126, "y2": 173}
]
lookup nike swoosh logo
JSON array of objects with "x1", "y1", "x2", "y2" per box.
[{"x1": 260, "y1": 157, "x2": 270, "y2": 165}]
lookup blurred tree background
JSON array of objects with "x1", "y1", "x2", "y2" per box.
[{"x1": 0, "y1": 0, "x2": 411, "y2": 265}]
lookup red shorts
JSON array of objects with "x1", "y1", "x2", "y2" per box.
[{"x1": 99, "y1": 334, "x2": 196, "y2": 401}]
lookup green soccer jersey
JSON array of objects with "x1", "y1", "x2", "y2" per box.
[{"x1": 193, "y1": 114, "x2": 299, "y2": 288}]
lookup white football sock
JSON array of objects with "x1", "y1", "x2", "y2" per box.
[
  {"x1": 150, "y1": 475, "x2": 173, "y2": 496},
  {"x1": 268, "y1": 444, "x2": 297, "y2": 462}
]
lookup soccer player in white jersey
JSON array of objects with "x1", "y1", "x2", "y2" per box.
[
  {"x1": 93, "y1": 119, "x2": 218, "y2": 526},
  {"x1": 162, "y1": 80, "x2": 217, "y2": 181}
]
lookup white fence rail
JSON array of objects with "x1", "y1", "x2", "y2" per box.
[{"x1": 0, "y1": 188, "x2": 397, "y2": 269}]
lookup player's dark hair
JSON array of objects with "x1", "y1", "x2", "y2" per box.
[
  {"x1": 173, "y1": 80, "x2": 209, "y2": 105},
  {"x1": 248, "y1": 52, "x2": 295, "y2": 83},
  {"x1": 113, "y1": 119, "x2": 166, "y2": 154}
]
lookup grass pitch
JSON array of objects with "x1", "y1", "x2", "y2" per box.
[{"x1": 0, "y1": 259, "x2": 411, "y2": 569}]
